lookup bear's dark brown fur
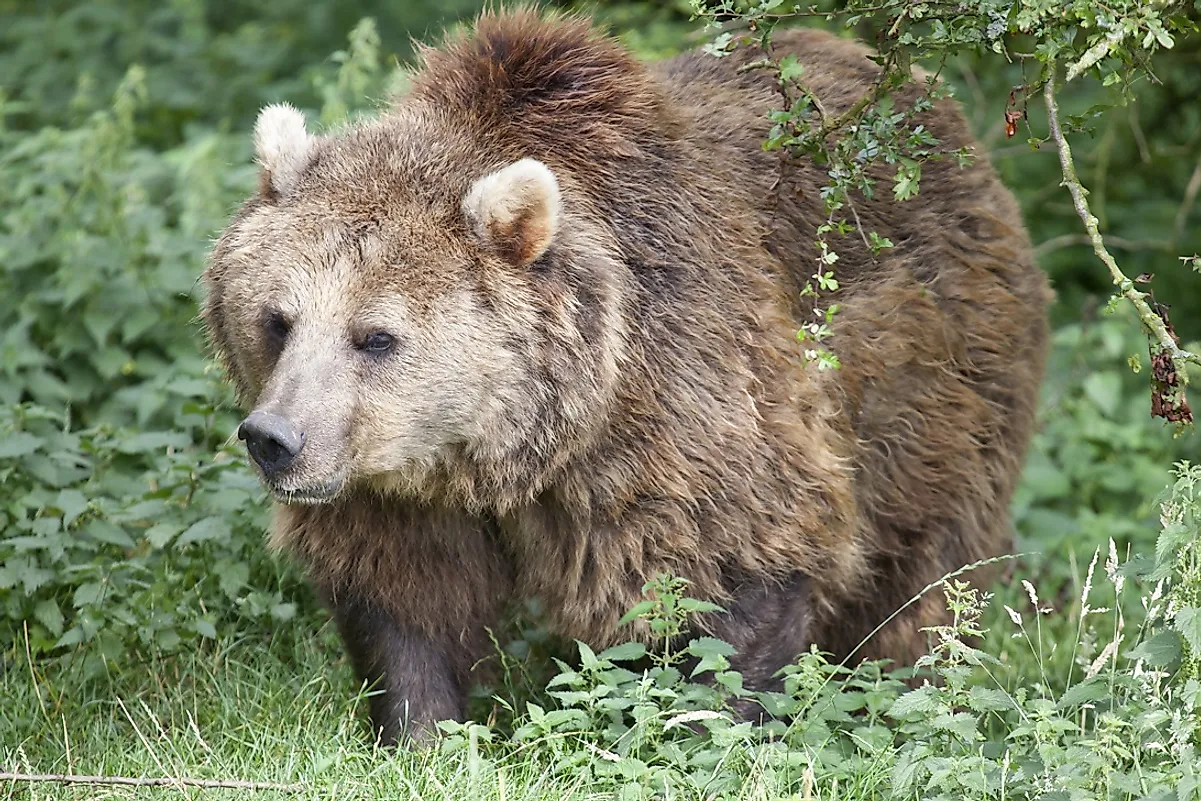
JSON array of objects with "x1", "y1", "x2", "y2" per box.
[{"x1": 202, "y1": 8, "x2": 1051, "y2": 744}]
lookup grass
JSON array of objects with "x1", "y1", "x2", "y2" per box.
[
  {"x1": 1, "y1": 621, "x2": 591, "y2": 800},
  {"x1": 1, "y1": 553, "x2": 1194, "y2": 801}
]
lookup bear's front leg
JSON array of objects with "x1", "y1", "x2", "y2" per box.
[
  {"x1": 326, "y1": 588, "x2": 470, "y2": 745},
  {"x1": 702, "y1": 571, "x2": 814, "y2": 720},
  {"x1": 284, "y1": 498, "x2": 513, "y2": 747}
]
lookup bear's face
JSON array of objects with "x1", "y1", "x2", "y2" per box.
[{"x1": 204, "y1": 104, "x2": 605, "y2": 506}]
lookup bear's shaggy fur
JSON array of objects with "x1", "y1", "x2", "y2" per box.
[{"x1": 202, "y1": 9, "x2": 1051, "y2": 743}]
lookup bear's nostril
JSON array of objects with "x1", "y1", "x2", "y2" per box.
[
  {"x1": 247, "y1": 436, "x2": 284, "y2": 471},
  {"x1": 238, "y1": 411, "x2": 305, "y2": 477}
]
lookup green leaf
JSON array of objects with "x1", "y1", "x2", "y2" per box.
[
  {"x1": 215, "y1": 560, "x2": 250, "y2": 597},
  {"x1": 677, "y1": 598, "x2": 725, "y2": 615},
  {"x1": 165, "y1": 378, "x2": 213, "y2": 398},
  {"x1": 598, "y1": 642, "x2": 647, "y2": 663},
  {"x1": 0, "y1": 432, "x2": 43, "y2": 459},
  {"x1": 618, "y1": 600, "x2": 655, "y2": 627},
  {"x1": 1059, "y1": 676, "x2": 1110, "y2": 708},
  {"x1": 690, "y1": 654, "x2": 731, "y2": 677},
  {"x1": 55, "y1": 489, "x2": 89, "y2": 527},
  {"x1": 577, "y1": 640, "x2": 600, "y2": 670},
  {"x1": 120, "y1": 500, "x2": 168, "y2": 521},
  {"x1": 270, "y1": 603, "x2": 296, "y2": 621},
  {"x1": 155, "y1": 628, "x2": 181, "y2": 650},
  {"x1": 715, "y1": 669, "x2": 744, "y2": 696},
  {"x1": 546, "y1": 668, "x2": 581, "y2": 689},
  {"x1": 686, "y1": 636, "x2": 736, "y2": 660},
  {"x1": 932, "y1": 711, "x2": 980, "y2": 741},
  {"x1": 1174, "y1": 607, "x2": 1201, "y2": 655},
  {"x1": 1156, "y1": 522, "x2": 1194, "y2": 569},
  {"x1": 176, "y1": 517, "x2": 231, "y2": 547},
  {"x1": 192, "y1": 619, "x2": 217, "y2": 639},
  {"x1": 55, "y1": 627, "x2": 86, "y2": 649},
  {"x1": 890, "y1": 745, "x2": 926, "y2": 797},
  {"x1": 1021, "y1": 456, "x2": 1071, "y2": 500},
  {"x1": 548, "y1": 690, "x2": 591, "y2": 706},
  {"x1": 541, "y1": 709, "x2": 588, "y2": 729},
  {"x1": 121, "y1": 306, "x2": 160, "y2": 343},
  {"x1": 22, "y1": 454, "x2": 64, "y2": 487},
  {"x1": 691, "y1": 634, "x2": 735, "y2": 672},
  {"x1": 33, "y1": 598, "x2": 64, "y2": 636},
  {"x1": 31, "y1": 516, "x2": 60, "y2": 537},
  {"x1": 887, "y1": 685, "x2": 943, "y2": 719},
  {"x1": 144, "y1": 523, "x2": 181, "y2": 549},
  {"x1": 115, "y1": 431, "x2": 190, "y2": 454},
  {"x1": 73, "y1": 582, "x2": 105, "y2": 607},
  {"x1": 11, "y1": 558, "x2": 54, "y2": 593},
  {"x1": 1127, "y1": 630, "x2": 1181, "y2": 668},
  {"x1": 86, "y1": 520, "x2": 136, "y2": 549},
  {"x1": 1082, "y1": 372, "x2": 1122, "y2": 417},
  {"x1": 1181, "y1": 678, "x2": 1201, "y2": 711},
  {"x1": 777, "y1": 54, "x2": 805, "y2": 84},
  {"x1": 967, "y1": 686, "x2": 1015, "y2": 712}
]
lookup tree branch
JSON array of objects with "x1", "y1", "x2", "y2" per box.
[
  {"x1": 1043, "y1": 72, "x2": 1200, "y2": 382},
  {"x1": 0, "y1": 771, "x2": 304, "y2": 793}
]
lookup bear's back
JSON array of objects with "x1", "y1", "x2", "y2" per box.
[{"x1": 652, "y1": 27, "x2": 1052, "y2": 662}]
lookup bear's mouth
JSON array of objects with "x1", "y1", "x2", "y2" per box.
[{"x1": 267, "y1": 476, "x2": 347, "y2": 506}]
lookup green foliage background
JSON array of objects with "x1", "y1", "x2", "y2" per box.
[{"x1": 0, "y1": 0, "x2": 1199, "y2": 680}]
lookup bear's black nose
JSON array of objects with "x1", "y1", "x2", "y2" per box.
[{"x1": 238, "y1": 411, "x2": 305, "y2": 477}]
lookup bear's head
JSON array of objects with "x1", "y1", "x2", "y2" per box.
[
  {"x1": 201, "y1": 11, "x2": 679, "y2": 509},
  {"x1": 202, "y1": 99, "x2": 634, "y2": 509}
]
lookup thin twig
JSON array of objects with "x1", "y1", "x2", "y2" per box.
[
  {"x1": 1173, "y1": 151, "x2": 1201, "y2": 245},
  {"x1": 736, "y1": 48, "x2": 896, "y2": 141},
  {"x1": 0, "y1": 771, "x2": 304, "y2": 793},
  {"x1": 1043, "y1": 72, "x2": 1200, "y2": 373},
  {"x1": 816, "y1": 75, "x2": 888, "y2": 140},
  {"x1": 1128, "y1": 105, "x2": 1152, "y2": 165},
  {"x1": 699, "y1": 0, "x2": 961, "y2": 22},
  {"x1": 1034, "y1": 233, "x2": 1172, "y2": 258}
]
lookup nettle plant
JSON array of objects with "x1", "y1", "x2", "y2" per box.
[
  {"x1": 0, "y1": 24, "x2": 397, "y2": 664},
  {"x1": 687, "y1": 0, "x2": 1200, "y2": 421},
  {"x1": 0, "y1": 400, "x2": 304, "y2": 669},
  {"x1": 437, "y1": 463, "x2": 1201, "y2": 800}
]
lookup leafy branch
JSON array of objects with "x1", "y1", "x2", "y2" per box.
[
  {"x1": 1044, "y1": 71, "x2": 1196, "y2": 426},
  {"x1": 691, "y1": 0, "x2": 1199, "y2": 425}
]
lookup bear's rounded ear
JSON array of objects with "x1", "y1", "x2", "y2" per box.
[
  {"x1": 462, "y1": 159, "x2": 561, "y2": 267},
  {"x1": 254, "y1": 103, "x2": 316, "y2": 199}
]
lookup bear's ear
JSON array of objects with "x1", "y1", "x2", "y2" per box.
[
  {"x1": 462, "y1": 158, "x2": 561, "y2": 267},
  {"x1": 254, "y1": 103, "x2": 316, "y2": 198}
]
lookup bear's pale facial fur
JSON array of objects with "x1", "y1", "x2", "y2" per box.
[{"x1": 208, "y1": 206, "x2": 522, "y2": 504}]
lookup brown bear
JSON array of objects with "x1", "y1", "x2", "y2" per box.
[{"x1": 202, "y1": 8, "x2": 1050, "y2": 744}]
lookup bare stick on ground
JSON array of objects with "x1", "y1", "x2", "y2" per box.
[{"x1": 0, "y1": 771, "x2": 304, "y2": 793}]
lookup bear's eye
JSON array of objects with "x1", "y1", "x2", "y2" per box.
[
  {"x1": 360, "y1": 332, "x2": 396, "y2": 354},
  {"x1": 263, "y1": 313, "x2": 291, "y2": 343}
]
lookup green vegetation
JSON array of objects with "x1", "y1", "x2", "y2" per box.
[
  {"x1": 4, "y1": 467, "x2": 1200, "y2": 798},
  {"x1": 2, "y1": 0, "x2": 1201, "y2": 798}
]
